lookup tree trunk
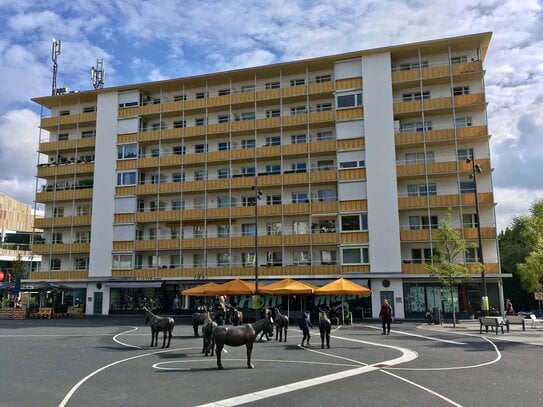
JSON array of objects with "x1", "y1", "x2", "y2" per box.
[{"x1": 450, "y1": 285, "x2": 456, "y2": 328}]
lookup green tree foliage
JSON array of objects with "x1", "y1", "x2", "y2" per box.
[{"x1": 426, "y1": 212, "x2": 471, "y2": 327}]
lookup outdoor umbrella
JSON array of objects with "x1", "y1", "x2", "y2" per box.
[
  {"x1": 181, "y1": 282, "x2": 221, "y2": 296},
  {"x1": 315, "y1": 278, "x2": 372, "y2": 325},
  {"x1": 259, "y1": 278, "x2": 317, "y2": 318},
  {"x1": 202, "y1": 279, "x2": 260, "y2": 296}
]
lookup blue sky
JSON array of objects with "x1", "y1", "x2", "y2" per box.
[{"x1": 0, "y1": 0, "x2": 542, "y2": 232}]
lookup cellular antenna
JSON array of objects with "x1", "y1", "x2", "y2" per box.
[
  {"x1": 91, "y1": 59, "x2": 105, "y2": 89},
  {"x1": 51, "y1": 39, "x2": 62, "y2": 96}
]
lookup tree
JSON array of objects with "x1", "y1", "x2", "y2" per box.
[
  {"x1": 426, "y1": 212, "x2": 471, "y2": 327},
  {"x1": 518, "y1": 237, "x2": 543, "y2": 294}
]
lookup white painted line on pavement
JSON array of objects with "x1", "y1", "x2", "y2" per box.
[
  {"x1": 364, "y1": 325, "x2": 466, "y2": 345},
  {"x1": 113, "y1": 326, "x2": 141, "y2": 349}
]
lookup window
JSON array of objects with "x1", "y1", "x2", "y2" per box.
[
  {"x1": 217, "y1": 224, "x2": 230, "y2": 237},
  {"x1": 81, "y1": 130, "x2": 95, "y2": 138},
  {"x1": 174, "y1": 94, "x2": 186, "y2": 101},
  {"x1": 217, "y1": 197, "x2": 231, "y2": 208},
  {"x1": 266, "y1": 81, "x2": 280, "y2": 89},
  {"x1": 195, "y1": 118, "x2": 206, "y2": 126},
  {"x1": 74, "y1": 257, "x2": 88, "y2": 270},
  {"x1": 453, "y1": 86, "x2": 470, "y2": 96},
  {"x1": 172, "y1": 173, "x2": 185, "y2": 183},
  {"x1": 195, "y1": 144, "x2": 208, "y2": 153},
  {"x1": 58, "y1": 133, "x2": 69, "y2": 141},
  {"x1": 465, "y1": 247, "x2": 479, "y2": 263},
  {"x1": 342, "y1": 247, "x2": 369, "y2": 264},
  {"x1": 394, "y1": 61, "x2": 429, "y2": 71},
  {"x1": 463, "y1": 213, "x2": 479, "y2": 228},
  {"x1": 409, "y1": 215, "x2": 438, "y2": 230},
  {"x1": 321, "y1": 250, "x2": 337, "y2": 265},
  {"x1": 402, "y1": 121, "x2": 432, "y2": 132},
  {"x1": 460, "y1": 181, "x2": 475, "y2": 194},
  {"x1": 291, "y1": 134, "x2": 307, "y2": 144},
  {"x1": 218, "y1": 115, "x2": 229, "y2": 123},
  {"x1": 407, "y1": 183, "x2": 436, "y2": 196},
  {"x1": 112, "y1": 254, "x2": 132, "y2": 269},
  {"x1": 60, "y1": 110, "x2": 70, "y2": 116},
  {"x1": 266, "y1": 251, "x2": 282, "y2": 266},
  {"x1": 218, "y1": 141, "x2": 231, "y2": 151},
  {"x1": 316, "y1": 103, "x2": 332, "y2": 112},
  {"x1": 151, "y1": 123, "x2": 162, "y2": 131},
  {"x1": 242, "y1": 252, "x2": 255, "y2": 266},
  {"x1": 457, "y1": 148, "x2": 474, "y2": 161},
  {"x1": 217, "y1": 168, "x2": 230, "y2": 179},
  {"x1": 242, "y1": 166, "x2": 256, "y2": 176},
  {"x1": 242, "y1": 196, "x2": 256, "y2": 206},
  {"x1": 318, "y1": 219, "x2": 336, "y2": 232},
  {"x1": 265, "y1": 136, "x2": 281, "y2": 146},
  {"x1": 218, "y1": 89, "x2": 230, "y2": 96},
  {"x1": 411, "y1": 248, "x2": 434, "y2": 264},
  {"x1": 75, "y1": 231, "x2": 90, "y2": 243},
  {"x1": 50, "y1": 258, "x2": 61, "y2": 270},
  {"x1": 193, "y1": 253, "x2": 205, "y2": 267},
  {"x1": 316, "y1": 131, "x2": 334, "y2": 141},
  {"x1": 405, "y1": 152, "x2": 434, "y2": 164},
  {"x1": 195, "y1": 92, "x2": 206, "y2": 99},
  {"x1": 341, "y1": 214, "x2": 368, "y2": 231},
  {"x1": 290, "y1": 79, "x2": 305, "y2": 86},
  {"x1": 455, "y1": 117, "x2": 472, "y2": 128},
  {"x1": 402, "y1": 91, "x2": 430, "y2": 101},
  {"x1": 241, "y1": 111, "x2": 255, "y2": 121},
  {"x1": 82, "y1": 106, "x2": 96, "y2": 113},
  {"x1": 77, "y1": 205, "x2": 91, "y2": 216},
  {"x1": 292, "y1": 192, "x2": 308, "y2": 203},
  {"x1": 318, "y1": 160, "x2": 334, "y2": 170},
  {"x1": 172, "y1": 200, "x2": 184, "y2": 210},
  {"x1": 294, "y1": 251, "x2": 311, "y2": 265},
  {"x1": 173, "y1": 120, "x2": 186, "y2": 128},
  {"x1": 53, "y1": 207, "x2": 64, "y2": 218},
  {"x1": 290, "y1": 106, "x2": 306, "y2": 115},
  {"x1": 151, "y1": 148, "x2": 160, "y2": 158},
  {"x1": 293, "y1": 221, "x2": 310, "y2": 234},
  {"x1": 339, "y1": 160, "x2": 364, "y2": 169},
  {"x1": 241, "y1": 139, "x2": 255, "y2": 149},
  {"x1": 52, "y1": 232, "x2": 63, "y2": 244},
  {"x1": 193, "y1": 225, "x2": 204, "y2": 238},
  {"x1": 217, "y1": 253, "x2": 231, "y2": 266},
  {"x1": 242, "y1": 223, "x2": 256, "y2": 237},
  {"x1": 116, "y1": 171, "x2": 137, "y2": 186},
  {"x1": 117, "y1": 143, "x2": 138, "y2": 159},
  {"x1": 266, "y1": 109, "x2": 280, "y2": 118},
  {"x1": 291, "y1": 162, "x2": 307, "y2": 173},
  {"x1": 266, "y1": 194, "x2": 282, "y2": 205},
  {"x1": 194, "y1": 170, "x2": 206, "y2": 181},
  {"x1": 241, "y1": 84, "x2": 255, "y2": 93},
  {"x1": 172, "y1": 145, "x2": 185, "y2": 155},
  {"x1": 450, "y1": 55, "x2": 468, "y2": 64},
  {"x1": 315, "y1": 74, "x2": 332, "y2": 83},
  {"x1": 318, "y1": 189, "x2": 335, "y2": 202},
  {"x1": 170, "y1": 254, "x2": 181, "y2": 268},
  {"x1": 337, "y1": 93, "x2": 363, "y2": 108},
  {"x1": 150, "y1": 174, "x2": 164, "y2": 184},
  {"x1": 266, "y1": 222, "x2": 282, "y2": 235},
  {"x1": 265, "y1": 164, "x2": 281, "y2": 174}
]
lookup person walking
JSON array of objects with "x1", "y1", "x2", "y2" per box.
[
  {"x1": 299, "y1": 312, "x2": 313, "y2": 346},
  {"x1": 379, "y1": 299, "x2": 393, "y2": 335},
  {"x1": 505, "y1": 299, "x2": 515, "y2": 315}
]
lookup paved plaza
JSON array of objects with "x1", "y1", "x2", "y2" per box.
[{"x1": 0, "y1": 317, "x2": 542, "y2": 406}]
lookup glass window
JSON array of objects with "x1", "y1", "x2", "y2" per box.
[
  {"x1": 293, "y1": 221, "x2": 309, "y2": 234},
  {"x1": 170, "y1": 227, "x2": 181, "y2": 239},
  {"x1": 343, "y1": 248, "x2": 361, "y2": 264},
  {"x1": 242, "y1": 252, "x2": 255, "y2": 266},
  {"x1": 74, "y1": 258, "x2": 88, "y2": 270},
  {"x1": 450, "y1": 56, "x2": 468, "y2": 64},
  {"x1": 267, "y1": 194, "x2": 282, "y2": 205},
  {"x1": 193, "y1": 226, "x2": 204, "y2": 238},
  {"x1": 316, "y1": 103, "x2": 332, "y2": 112},
  {"x1": 241, "y1": 85, "x2": 255, "y2": 93},
  {"x1": 290, "y1": 106, "x2": 307, "y2": 115},
  {"x1": 315, "y1": 75, "x2": 331, "y2": 83},
  {"x1": 53, "y1": 207, "x2": 64, "y2": 218},
  {"x1": 242, "y1": 223, "x2": 256, "y2": 236},
  {"x1": 58, "y1": 133, "x2": 69, "y2": 141},
  {"x1": 117, "y1": 171, "x2": 137, "y2": 186},
  {"x1": 174, "y1": 94, "x2": 186, "y2": 101},
  {"x1": 241, "y1": 111, "x2": 255, "y2": 121},
  {"x1": 291, "y1": 134, "x2": 307, "y2": 144},
  {"x1": 341, "y1": 215, "x2": 360, "y2": 231},
  {"x1": 241, "y1": 139, "x2": 256, "y2": 149},
  {"x1": 173, "y1": 120, "x2": 186, "y2": 128},
  {"x1": 337, "y1": 93, "x2": 362, "y2": 108},
  {"x1": 455, "y1": 117, "x2": 472, "y2": 128},
  {"x1": 265, "y1": 136, "x2": 281, "y2": 146},
  {"x1": 218, "y1": 168, "x2": 230, "y2": 179},
  {"x1": 290, "y1": 78, "x2": 305, "y2": 86},
  {"x1": 266, "y1": 251, "x2": 282, "y2": 266},
  {"x1": 112, "y1": 254, "x2": 132, "y2": 269},
  {"x1": 318, "y1": 189, "x2": 335, "y2": 202},
  {"x1": 117, "y1": 143, "x2": 138, "y2": 159},
  {"x1": 265, "y1": 164, "x2": 281, "y2": 174},
  {"x1": 218, "y1": 89, "x2": 230, "y2": 96},
  {"x1": 195, "y1": 118, "x2": 205, "y2": 126},
  {"x1": 266, "y1": 81, "x2": 280, "y2": 89},
  {"x1": 194, "y1": 170, "x2": 206, "y2": 181},
  {"x1": 193, "y1": 253, "x2": 205, "y2": 267},
  {"x1": 316, "y1": 131, "x2": 334, "y2": 141},
  {"x1": 217, "y1": 197, "x2": 231, "y2": 208},
  {"x1": 242, "y1": 167, "x2": 256, "y2": 176},
  {"x1": 217, "y1": 253, "x2": 231, "y2": 266},
  {"x1": 218, "y1": 115, "x2": 229, "y2": 123},
  {"x1": 173, "y1": 173, "x2": 185, "y2": 183},
  {"x1": 457, "y1": 148, "x2": 474, "y2": 161},
  {"x1": 266, "y1": 109, "x2": 281, "y2": 118},
  {"x1": 195, "y1": 144, "x2": 208, "y2": 153},
  {"x1": 320, "y1": 250, "x2": 337, "y2": 265},
  {"x1": 453, "y1": 86, "x2": 470, "y2": 96},
  {"x1": 463, "y1": 213, "x2": 479, "y2": 228},
  {"x1": 172, "y1": 145, "x2": 185, "y2": 155},
  {"x1": 460, "y1": 181, "x2": 475, "y2": 193},
  {"x1": 218, "y1": 142, "x2": 231, "y2": 151},
  {"x1": 267, "y1": 222, "x2": 282, "y2": 235},
  {"x1": 292, "y1": 192, "x2": 308, "y2": 203},
  {"x1": 50, "y1": 258, "x2": 61, "y2": 270},
  {"x1": 292, "y1": 162, "x2": 307, "y2": 173},
  {"x1": 293, "y1": 251, "x2": 311, "y2": 265},
  {"x1": 171, "y1": 200, "x2": 184, "y2": 210},
  {"x1": 217, "y1": 224, "x2": 230, "y2": 237}
]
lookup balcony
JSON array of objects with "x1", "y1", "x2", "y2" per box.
[
  {"x1": 391, "y1": 60, "x2": 483, "y2": 84},
  {"x1": 395, "y1": 125, "x2": 488, "y2": 146},
  {"x1": 393, "y1": 93, "x2": 485, "y2": 117},
  {"x1": 401, "y1": 262, "x2": 499, "y2": 275},
  {"x1": 39, "y1": 137, "x2": 96, "y2": 153},
  {"x1": 34, "y1": 215, "x2": 91, "y2": 228},
  {"x1": 40, "y1": 111, "x2": 97, "y2": 131},
  {"x1": 396, "y1": 158, "x2": 491, "y2": 178},
  {"x1": 32, "y1": 242, "x2": 90, "y2": 254},
  {"x1": 398, "y1": 192, "x2": 494, "y2": 209}
]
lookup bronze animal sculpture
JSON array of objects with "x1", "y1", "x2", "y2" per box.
[
  {"x1": 192, "y1": 312, "x2": 208, "y2": 337},
  {"x1": 319, "y1": 311, "x2": 331, "y2": 349},
  {"x1": 273, "y1": 308, "x2": 289, "y2": 342},
  {"x1": 230, "y1": 308, "x2": 243, "y2": 326},
  {"x1": 144, "y1": 307, "x2": 175, "y2": 348},
  {"x1": 212, "y1": 313, "x2": 274, "y2": 369},
  {"x1": 202, "y1": 312, "x2": 217, "y2": 356}
]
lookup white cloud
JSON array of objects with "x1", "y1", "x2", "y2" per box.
[{"x1": 494, "y1": 187, "x2": 543, "y2": 232}]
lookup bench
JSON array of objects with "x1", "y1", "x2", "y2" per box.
[
  {"x1": 479, "y1": 316, "x2": 509, "y2": 334},
  {"x1": 67, "y1": 306, "x2": 84, "y2": 318},
  {"x1": 37, "y1": 307, "x2": 53, "y2": 319},
  {"x1": 504, "y1": 315, "x2": 527, "y2": 331}
]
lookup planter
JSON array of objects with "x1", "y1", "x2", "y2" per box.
[{"x1": 0, "y1": 307, "x2": 27, "y2": 320}]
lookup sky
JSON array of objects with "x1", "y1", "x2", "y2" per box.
[{"x1": 0, "y1": 0, "x2": 541, "y2": 232}]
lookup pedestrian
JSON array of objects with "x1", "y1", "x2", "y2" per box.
[
  {"x1": 299, "y1": 312, "x2": 313, "y2": 346},
  {"x1": 505, "y1": 299, "x2": 515, "y2": 315},
  {"x1": 379, "y1": 299, "x2": 393, "y2": 335},
  {"x1": 257, "y1": 308, "x2": 272, "y2": 341}
]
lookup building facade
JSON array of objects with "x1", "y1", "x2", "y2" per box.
[{"x1": 32, "y1": 32, "x2": 502, "y2": 318}]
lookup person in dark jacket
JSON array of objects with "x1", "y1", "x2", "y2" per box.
[
  {"x1": 379, "y1": 299, "x2": 393, "y2": 335},
  {"x1": 299, "y1": 312, "x2": 313, "y2": 346}
]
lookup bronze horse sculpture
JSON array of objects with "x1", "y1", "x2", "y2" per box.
[
  {"x1": 201, "y1": 312, "x2": 217, "y2": 356},
  {"x1": 143, "y1": 307, "x2": 175, "y2": 348},
  {"x1": 212, "y1": 312, "x2": 274, "y2": 369},
  {"x1": 273, "y1": 308, "x2": 289, "y2": 342},
  {"x1": 192, "y1": 311, "x2": 208, "y2": 337},
  {"x1": 319, "y1": 310, "x2": 331, "y2": 349}
]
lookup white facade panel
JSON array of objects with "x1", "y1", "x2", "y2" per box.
[
  {"x1": 113, "y1": 224, "x2": 135, "y2": 241},
  {"x1": 89, "y1": 92, "x2": 118, "y2": 278},
  {"x1": 117, "y1": 117, "x2": 139, "y2": 135},
  {"x1": 362, "y1": 52, "x2": 402, "y2": 274},
  {"x1": 336, "y1": 120, "x2": 364, "y2": 140},
  {"x1": 338, "y1": 181, "x2": 366, "y2": 200},
  {"x1": 118, "y1": 90, "x2": 139, "y2": 105},
  {"x1": 338, "y1": 150, "x2": 365, "y2": 162},
  {"x1": 114, "y1": 196, "x2": 137, "y2": 214},
  {"x1": 334, "y1": 58, "x2": 362, "y2": 79}
]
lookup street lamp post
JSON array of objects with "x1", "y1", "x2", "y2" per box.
[
  {"x1": 466, "y1": 156, "x2": 488, "y2": 316},
  {"x1": 252, "y1": 184, "x2": 263, "y2": 297}
]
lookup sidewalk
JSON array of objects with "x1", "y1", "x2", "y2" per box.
[{"x1": 419, "y1": 319, "x2": 543, "y2": 346}]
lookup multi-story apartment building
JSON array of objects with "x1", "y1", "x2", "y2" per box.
[
  {"x1": 0, "y1": 193, "x2": 41, "y2": 282},
  {"x1": 32, "y1": 32, "x2": 502, "y2": 318}
]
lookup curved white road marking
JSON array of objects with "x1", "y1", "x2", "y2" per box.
[
  {"x1": 364, "y1": 325, "x2": 466, "y2": 345},
  {"x1": 58, "y1": 347, "x2": 199, "y2": 407},
  {"x1": 113, "y1": 327, "x2": 141, "y2": 349},
  {"x1": 153, "y1": 358, "x2": 360, "y2": 371}
]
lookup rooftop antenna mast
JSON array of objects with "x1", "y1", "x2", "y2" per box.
[
  {"x1": 91, "y1": 58, "x2": 105, "y2": 89},
  {"x1": 51, "y1": 39, "x2": 62, "y2": 96}
]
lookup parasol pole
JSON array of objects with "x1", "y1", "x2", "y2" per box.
[{"x1": 341, "y1": 295, "x2": 344, "y2": 325}]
